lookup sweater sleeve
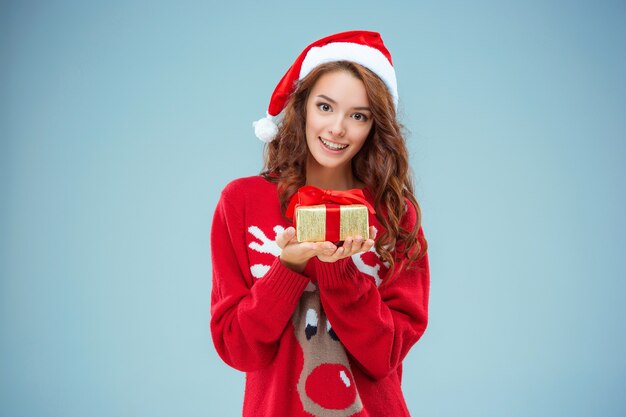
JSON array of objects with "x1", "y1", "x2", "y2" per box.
[
  {"x1": 209, "y1": 186, "x2": 311, "y2": 372},
  {"x1": 313, "y1": 204, "x2": 430, "y2": 381}
]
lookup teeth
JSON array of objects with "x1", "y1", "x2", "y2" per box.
[{"x1": 320, "y1": 137, "x2": 348, "y2": 150}]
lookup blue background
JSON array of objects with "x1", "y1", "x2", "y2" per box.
[{"x1": 2, "y1": 1, "x2": 625, "y2": 416}]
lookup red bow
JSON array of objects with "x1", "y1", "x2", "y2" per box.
[{"x1": 286, "y1": 185, "x2": 376, "y2": 220}]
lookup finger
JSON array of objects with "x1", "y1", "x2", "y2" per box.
[
  {"x1": 342, "y1": 237, "x2": 353, "y2": 255},
  {"x1": 321, "y1": 242, "x2": 338, "y2": 257},
  {"x1": 351, "y1": 235, "x2": 364, "y2": 252},
  {"x1": 321, "y1": 241, "x2": 341, "y2": 256},
  {"x1": 276, "y1": 227, "x2": 296, "y2": 249},
  {"x1": 309, "y1": 241, "x2": 333, "y2": 255},
  {"x1": 361, "y1": 238, "x2": 375, "y2": 253},
  {"x1": 325, "y1": 243, "x2": 337, "y2": 255},
  {"x1": 303, "y1": 241, "x2": 334, "y2": 256},
  {"x1": 369, "y1": 226, "x2": 377, "y2": 240}
]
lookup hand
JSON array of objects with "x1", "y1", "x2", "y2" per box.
[
  {"x1": 276, "y1": 227, "x2": 336, "y2": 273},
  {"x1": 316, "y1": 226, "x2": 378, "y2": 263}
]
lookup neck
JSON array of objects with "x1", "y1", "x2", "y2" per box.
[{"x1": 305, "y1": 157, "x2": 362, "y2": 190}]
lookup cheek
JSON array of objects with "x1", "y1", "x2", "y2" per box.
[
  {"x1": 305, "y1": 121, "x2": 320, "y2": 149},
  {"x1": 305, "y1": 112, "x2": 323, "y2": 135},
  {"x1": 353, "y1": 124, "x2": 372, "y2": 144}
]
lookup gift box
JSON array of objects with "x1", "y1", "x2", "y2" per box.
[
  {"x1": 295, "y1": 204, "x2": 370, "y2": 242},
  {"x1": 286, "y1": 185, "x2": 376, "y2": 243}
]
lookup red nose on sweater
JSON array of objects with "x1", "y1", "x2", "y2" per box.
[{"x1": 305, "y1": 364, "x2": 357, "y2": 410}]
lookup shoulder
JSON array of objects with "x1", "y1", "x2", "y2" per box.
[
  {"x1": 220, "y1": 175, "x2": 278, "y2": 201},
  {"x1": 215, "y1": 175, "x2": 283, "y2": 223}
]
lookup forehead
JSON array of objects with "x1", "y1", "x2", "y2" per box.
[{"x1": 309, "y1": 70, "x2": 369, "y2": 107}]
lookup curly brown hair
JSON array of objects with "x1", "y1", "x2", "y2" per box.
[{"x1": 261, "y1": 61, "x2": 427, "y2": 285}]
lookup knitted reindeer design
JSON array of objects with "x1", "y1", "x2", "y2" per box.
[
  {"x1": 291, "y1": 288, "x2": 363, "y2": 416},
  {"x1": 247, "y1": 224, "x2": 389, "y2": 416}
]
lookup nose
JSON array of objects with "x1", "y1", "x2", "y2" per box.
[
  {"x1": 305, "y1": 363, "x2": 356, "y2": 410},
  {"x1": 329, "y1": 115, "x2": 346, "y2": 137}
]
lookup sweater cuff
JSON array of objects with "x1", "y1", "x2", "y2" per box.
[
  {"x1": 259, "y1": 257, "x2": 311, "y2": 303},
  {"x1": 314, "y1": 257, "x2": 361, "y2": 288}
]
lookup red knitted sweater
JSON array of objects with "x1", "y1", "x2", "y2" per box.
[{"x1": 210, "y1": 175, "x2": 430, "y2": 417}]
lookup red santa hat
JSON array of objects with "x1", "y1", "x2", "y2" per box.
[{"x1": 253, "y1": 30, "x2": 398, "y2": 142}]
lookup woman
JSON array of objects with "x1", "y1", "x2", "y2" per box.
[{"x1": 210, "y1": 30, "x2": 430, "y2": 417}]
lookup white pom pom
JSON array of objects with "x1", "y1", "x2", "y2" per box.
[{"x1": 252, "y1": 113, "x2": 278, "y2": 143}]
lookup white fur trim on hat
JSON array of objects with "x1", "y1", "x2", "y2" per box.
[{"x1": 300, "y1": 42, "x2": 398, "y2": 108}]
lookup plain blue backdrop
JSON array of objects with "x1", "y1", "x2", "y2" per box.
[{"x1": 2, "y1": 1, "x2": 625, "y2": 416}]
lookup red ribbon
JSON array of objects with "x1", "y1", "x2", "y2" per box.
[{"x1": 286, "y1": 185, "x2": 376, "y2": 220}]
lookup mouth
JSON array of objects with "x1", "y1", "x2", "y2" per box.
[{"x1": 319, "y1": 137, "x2": 349, "y2": 152}]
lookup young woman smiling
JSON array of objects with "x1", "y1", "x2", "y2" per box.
[{"x1": 210, "y1": 30, "x2": 430, "y2": 417}]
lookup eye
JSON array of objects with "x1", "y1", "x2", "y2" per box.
[
  {"x1": 326, "y1": 319, "x2": 340, "y2": 342},
  {"x1": 305, "y1": 308, "x2": 318, "y2": 341},
  {"x1": 317, "y1": 102, "x2": 332, "y2": 112},
  {"x1": 352, "y1": 112, "x2": 369, "y2": 122}
]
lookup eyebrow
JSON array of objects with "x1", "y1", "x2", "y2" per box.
[{"x1": 316, "y1": 94, "x2": 371, "y2": 112}]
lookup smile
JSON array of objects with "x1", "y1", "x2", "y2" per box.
[{"x1": 319, "y1": 137, "x2": 349, "y2": 151}]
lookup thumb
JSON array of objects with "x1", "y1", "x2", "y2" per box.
[{"x1": 276, "y1": 227, "x2": 296, "y2": 249}]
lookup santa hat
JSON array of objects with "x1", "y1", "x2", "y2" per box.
[{"x1": 253, "y1": 30, "x2": 398, "y2": 143}]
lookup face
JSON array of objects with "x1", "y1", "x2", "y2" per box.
[{"x1": 305, "y1": 70, "x2": 374, "y2": 174}]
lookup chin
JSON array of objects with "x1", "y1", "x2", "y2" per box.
[{"x1": 309, "y1": 152, "x2": 344, "y2": 167}]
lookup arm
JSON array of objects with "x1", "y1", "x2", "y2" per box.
[
  {"x1": 313, "y1": 207, "x2": 430, "y2": 381},
  {"x1": 209, "y1": 188, "x2": 310, "y2": 372}
]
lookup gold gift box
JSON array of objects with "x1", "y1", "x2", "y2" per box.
[{"x1": 295, "y1": 204, "x2": 370, "y2": 242}]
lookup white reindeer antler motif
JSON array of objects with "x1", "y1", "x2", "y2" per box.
[
  {"x1": 351, "y1": 226, "x2": 389, "y2": 287},
  {"x1": 248, "y1": 225, "x2": 284, "y2": 256},
  {"x1": 248, "y1": 225, "x2": 284, "y2": 279},
  {"x1": 352, "y1": 247, "x2": 383, "y2": 287}
]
